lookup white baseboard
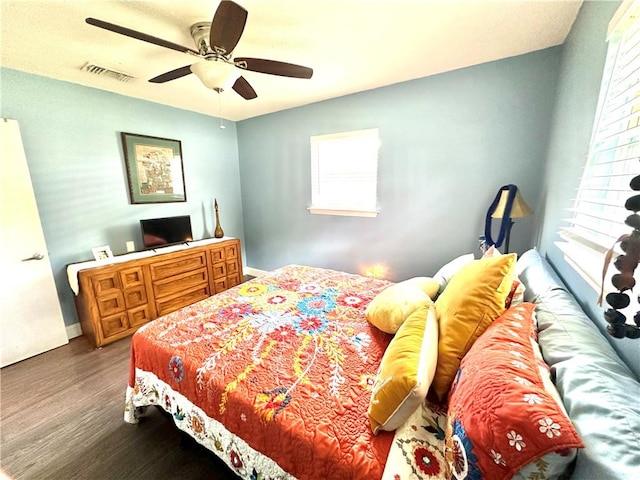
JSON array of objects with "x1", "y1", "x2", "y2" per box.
[
  {"x1": 66, "y1": 323, "x2": 83, "y2": 339},
  {"x1": 245, "y1": 267, "x2": 268, "y2": 278}
]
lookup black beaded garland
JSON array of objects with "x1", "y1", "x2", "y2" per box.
[
  {"x1": 603, "y1": 169, "x2": 640, "y2": 339},
  {"x1": 606, "y1": 291, "x2": 631, "y2": 309}
]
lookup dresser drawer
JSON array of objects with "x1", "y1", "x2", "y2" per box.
[
  {"x1": 224, "y1": 243, "x2": 239, "y2": 260},
  {"x1": 100, "y1": 312, "x2": 129, "y2": 338},
  {"x1": 213, "y1": 277, "x2": 229, "y2": 293},
  {"x1": 228, "y1": 272, "x2": 241, "y2": 288},
  {"x1": 210, "y1": 248, "x2": 226, "y2": 264},
  {"x1": 212, "y1": 262, "x2": 227, "y2": 279},
  {"x1": 128, "y1": 305, "x2": 154, "y2": 328},
  {"x1": 120, "y1": 266, "x2": 145, "y2": 289},
  {"x1": 123, "y1": 285, "x2": 148, "y2": 309},
  {"x1": 153, "y1": 267, "x2": 209, "y2": 298},
  {"x1": 226, "y1": 260, "x2": 239, "y2": 276},
  {"x1": 150, "y1": 251, "x2": 207, "y2": 281},
  {"x1": 96, "y1": 290, "x2": 125, "y2": 317},
  {"x1": 91, "y1": 272, "x2": 122, "y2": 297},
  {"x1": 155, "y1": 285, "x2": 210, "y2": 316}
]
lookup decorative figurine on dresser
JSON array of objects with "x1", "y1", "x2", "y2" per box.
[{"x1": 214, "y1": 198, "x2": 224, "y2": 238}]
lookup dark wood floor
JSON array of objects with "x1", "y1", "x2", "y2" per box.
[{"x1": 0, "y1": 336, "x2": 240, "y2": 480}]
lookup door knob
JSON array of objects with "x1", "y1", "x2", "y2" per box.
[{"x1": 22, "y1": 252, "x2": 45, "y2": 261}]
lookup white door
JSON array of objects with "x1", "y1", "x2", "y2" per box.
[{"x1": 0, "y1": 118, "x2": 68, "y2": 367}]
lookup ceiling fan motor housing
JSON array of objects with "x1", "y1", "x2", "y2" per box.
[{"x1": 190, "y1": 22, "x2": 215, "y2": 57}]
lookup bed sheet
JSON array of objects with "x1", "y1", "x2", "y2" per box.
[{"x1": 125, "y1": 264, "x2": 398, "y2": 479}]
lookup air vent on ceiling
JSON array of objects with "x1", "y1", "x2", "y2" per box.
[{"x1": 81, "y1": 62, "x2": 134, "y2": 82}]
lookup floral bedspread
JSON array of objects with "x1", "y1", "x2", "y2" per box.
[{"x1": 125, "y1": 265, "x2": 398, "y2": 479}]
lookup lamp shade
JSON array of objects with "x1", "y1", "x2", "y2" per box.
[
  {"x1": 190, "y1": 60, "x2": 239, "y2": 91},
  {"x1": 491, "y1": 188, "x2": 533, "y2": 219}
]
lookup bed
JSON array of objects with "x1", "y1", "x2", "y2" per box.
[
  {"x1": 125, "y1": 264, "x2": 396, "y2": 479},
  {"x1": 125, "y1": 251, "x2": 640, "y2": 480}
]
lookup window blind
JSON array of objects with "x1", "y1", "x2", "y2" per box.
[
  {"x1": 309, "y1": 128, "x2": 380, "y2": 217},
  {"x1": 561, "y1": 8, "x2": 640, "y2": 254}
]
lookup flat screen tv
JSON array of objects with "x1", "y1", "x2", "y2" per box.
[{"x1": 140, "y1": 215, "x2": 193, "y2": 249}]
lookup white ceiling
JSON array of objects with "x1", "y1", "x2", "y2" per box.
[{"x1": 1, "y1": 0, "x2": 583, "y2": 122}]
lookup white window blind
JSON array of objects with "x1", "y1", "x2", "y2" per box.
[
  {"x1": 309, "y1": 129, "x2": 380, "y2": 217},
  {"x1": 559, "y1": 2, "x2": 640, "y2": 286}
]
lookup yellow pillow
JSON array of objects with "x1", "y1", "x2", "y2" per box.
[
  {"x1": 432, "y1": 253, "x2": 516, "y2": 400},
  {"x1": 407, "y1": 276, "x2": 440, "y2": 299},
  {"x1": 368, "y1": 304, "x2": 438, "y2": 434},
  {"x1": 365, "y1": 277, "x2": 439, "y2": 334}
]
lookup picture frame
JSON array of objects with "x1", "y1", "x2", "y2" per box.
[
  {"x1": 92, "y1": 245, "x2": 114, "y2": 261},
  {"x1": 121, "y1": 132, "x2": 186, "y2": 204}
]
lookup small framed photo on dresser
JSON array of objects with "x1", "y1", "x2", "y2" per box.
[{"x1": 92, "y1": 245, "x2": 113, "y2": 262}]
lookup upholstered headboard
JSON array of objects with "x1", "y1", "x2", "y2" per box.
[{"x1": 516, "y1": 249, "x2": 640, "y2": 479}]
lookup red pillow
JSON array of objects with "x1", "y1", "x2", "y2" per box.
[{"x1": 445, "y1": 303, "x2": 583, "y2": 480}]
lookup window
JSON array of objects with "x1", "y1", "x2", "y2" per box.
[
  {"x1": 309, "y1": 128, "x2": 380, "y2": 217},
  {"x1": 557, "y1": 1, "x2": 640, "y2": 290}
]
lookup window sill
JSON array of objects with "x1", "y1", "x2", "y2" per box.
[
  {"x1": 554, "y1": 240, "x2": 608, "y2": 293},
  {"x1": 308, "y1": 207, "x2": 378, "y2": 218}
]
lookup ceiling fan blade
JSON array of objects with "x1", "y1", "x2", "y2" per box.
[
  {"x1": 209, "y1": 1, "x2": 248, "y2": 55},
  {"x1": 149, "y1": 65, "x2": 194, "y2": 83},
  {"x1": 86, "y1": 18, "x2": 199, "y2": 55},
  {"x1": 232, "y1": 76, "x2": 257, "y2": 100},
  {"x1": 234, "y1": 57, "x2": 313, "y2": 79}
]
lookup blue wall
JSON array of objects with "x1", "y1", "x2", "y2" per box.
[
  {"x1": 0, "y1": 69, "x2": 245, "y2": 328},
  {"x1": 236, "y1": 48, "x2": 561, "y2": 280},
  {"x1": 537, "y1": 1, "x2": 639, "y2": 378}
]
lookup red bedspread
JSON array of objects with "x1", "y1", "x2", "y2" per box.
[{"x1": 126, "y1": 265, "x2": 395, "y2": 479}]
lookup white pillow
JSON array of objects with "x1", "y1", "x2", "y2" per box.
[{"x1": 433, "y1": 253, "x2": 475, "y2": 296}]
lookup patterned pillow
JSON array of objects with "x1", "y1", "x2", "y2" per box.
[{"x1": 445, "y1": 303, "x2": 583, "y2": 480}]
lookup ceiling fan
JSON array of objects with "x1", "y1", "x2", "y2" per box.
[{"x1": 85, "y1": 0, "x2": 313, "y2": 100}]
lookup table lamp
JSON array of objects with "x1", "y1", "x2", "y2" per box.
[{"x1": 487, "y1": 185, "x2": 533, "y2": 253}]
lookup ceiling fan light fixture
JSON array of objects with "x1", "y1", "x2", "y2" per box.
[{"x1": 190, "y1": 61, "x2": 240, "y2": 91}]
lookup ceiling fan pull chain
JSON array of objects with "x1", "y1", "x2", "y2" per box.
[{"x1": 218, "y1": 91, "x2": 225, "y2": 130}]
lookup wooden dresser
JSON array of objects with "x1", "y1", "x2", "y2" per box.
[{"x1": 71, "y1": 238, "x2": 242, "y2": 347}]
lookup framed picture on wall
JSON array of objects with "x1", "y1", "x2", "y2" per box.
[{"x1": 121, "y1": 132, "x2": 187, "y2": 204}]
